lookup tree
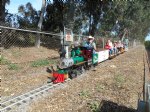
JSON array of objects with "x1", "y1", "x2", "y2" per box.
[
  {"x1": 43, "y1": 0, "x2": 65, "y2": 32},
  {"x1": 43, "y1": 0, "x2": 110, "y2": 36},
  {"x1": 98, "y1": 0, "x2": 150, "y2": 42},
  {"x1": 17, "y1": 2, "x2": 40, "y2": 29},
  {"x1": 0, "y1": 0, "x2": 10, "y2": 23}
]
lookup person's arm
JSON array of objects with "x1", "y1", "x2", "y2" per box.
[{"x1": 93, "y1": 42, "x2": 97, "y2": 51}]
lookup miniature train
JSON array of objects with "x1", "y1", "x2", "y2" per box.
[{"x1": 46, "y1": 43, "x2": 126, "y2": 84}]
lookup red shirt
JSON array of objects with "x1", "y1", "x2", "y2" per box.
[{"x1": 105, "y1": 44, "x2": 111, "y2": 49}]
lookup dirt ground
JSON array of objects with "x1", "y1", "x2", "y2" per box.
[
  {"x1": 27, "y1": 45, "x2": 145, "y2": 112},
  {"x1": 2, "y1": 46, "x2": 59, "y2": 63},
  {"x1": 1, "y1": 46, "x2": 59, "y2": 101}
]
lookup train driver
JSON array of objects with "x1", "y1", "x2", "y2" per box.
[{"x1": 84, "y1": 36, "x2": 97, "y2": 51}]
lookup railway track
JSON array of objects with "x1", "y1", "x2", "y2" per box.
[
  {"x1": 0, "y1": 60, "x2": 112, "y2": 112},
  {"x1": 0, "y1": 79, "x2": 71, "y2": 112}
]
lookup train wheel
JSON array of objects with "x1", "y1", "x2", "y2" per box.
[
  {"x1": 81, "y1": 66, "x2": 85, "y2": 73},
  {"x1": 70, "y1": 73, "x2": 77, "y2": 79}
]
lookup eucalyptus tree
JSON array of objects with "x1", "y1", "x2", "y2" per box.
[
  {"x1": 36, "y1": 0, "x2": 46, "y2": 48},
  {"x1": 99, "y1": 0, "x2": 150, "y2": 41},
  {"x1": 17, "y1": 2, "x2": 40, "y2": 29}
]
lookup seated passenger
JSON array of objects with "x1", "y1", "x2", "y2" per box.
[
  {"x1": 105, "y1": 42, "x2": 110, "y2": 49},
  {"x1": 84, "y1": 36, "x2": 96, "y2": 52},
  {"x1": 117, "y1": 40, "x2": 123, "y2": 52},
  {"x1": 113, "y1": 41, "x2": 118, "y2": 55},
  {"x1": 105, "y1": 39, "x2": 113, "y2": 56},
  {"x1": 117, "y1": 40, "x2": 123, "y2": 47}
]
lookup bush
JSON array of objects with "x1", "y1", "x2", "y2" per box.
[{"x1": 145, "y1": 41, "x2": 150, "y2": 50}]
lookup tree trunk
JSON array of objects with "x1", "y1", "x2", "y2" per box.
[
  {"x1": 35, "y1": 0, "x2": 46, "y2": 48},
  {"x1": 89, "y1": 14, "x2": 92, "y2": 36},
  {"x1": 0, "y1": 0, "x2": 5, "y2": 23}
]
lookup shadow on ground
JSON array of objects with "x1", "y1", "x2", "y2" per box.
[
  {"x1": 98, "y1": 100, "x2": 137, "y2": 112},
  {"x1": 78, "y1": 100, "x2": 137, "y2": 112}
]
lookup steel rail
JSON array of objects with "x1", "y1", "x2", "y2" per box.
[
  {"x1": 1, "y1": 83, "x2": 52, "y2": 104},
  {"x1": 0, "y1": 79, "x2": 70, "y2": 112}
]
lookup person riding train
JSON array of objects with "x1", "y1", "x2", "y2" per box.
[
  {"x1": 117, "y1": 40, "x2": 124, "y2": 53},
  {"x1": 83, "y1": 36, "x2": 97, "y2": 52},
  {"x1": 105, "y1": 39, "x2": 114, "y2": 56},
  {"x1": 83, "y1": 36, "x2": 98, "y2": 70},
  {"x1": 113, "y1": 41, "x2": 118, "y2": 55}
]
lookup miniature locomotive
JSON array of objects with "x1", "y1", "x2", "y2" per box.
[
  {"x1": 47, "y1": 46, "x2": 98, "y2": 83},
  {"x1": 47, "y1": 40, "x2": 125, "y2": 83}
]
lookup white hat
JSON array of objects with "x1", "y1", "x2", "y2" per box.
[{"x1": 88, "y1": 36, "x2": 94, "y2": 39}]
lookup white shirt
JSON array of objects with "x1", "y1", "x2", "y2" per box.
[{"x1": 108, "y1": 42, "x2": 113, "y2": 49}]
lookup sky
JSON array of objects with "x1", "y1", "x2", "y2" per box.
[
  {"x1": 6, "y1": 0, "x2": 42, "y2": 14},
  {"x1": 145, "y1": 33, "x2": 150, "y2": 41}
]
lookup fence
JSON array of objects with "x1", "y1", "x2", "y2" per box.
[
  {"x1": 0, "y1": 26, "x2": 62, "y2": 49},
  {"x1": 0, "y1": 25, "x2": 140, "y2": 68},
  {"x1": 0, "y1": 26, "x2": 64, "y2": 77}
]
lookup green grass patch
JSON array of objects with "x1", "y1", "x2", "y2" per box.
[
  {"x1": 88, "y1": 101, "x2": 99, "y2": 112},
  {"x1": 8, "y1": 63, "x2": 20, "y2": 70},
  {"x1": 79, "y1": 90, "x2": 89, "y2": 98},
  {"x1": 0, "y1": 55, "x2": 10, "y2": 65},
  {"x1": 1, "y1": 55, "x2": 20, "y2": 70},
  {"x1": 31, "y1": 59, "x2": 50, "y2": 67}
]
